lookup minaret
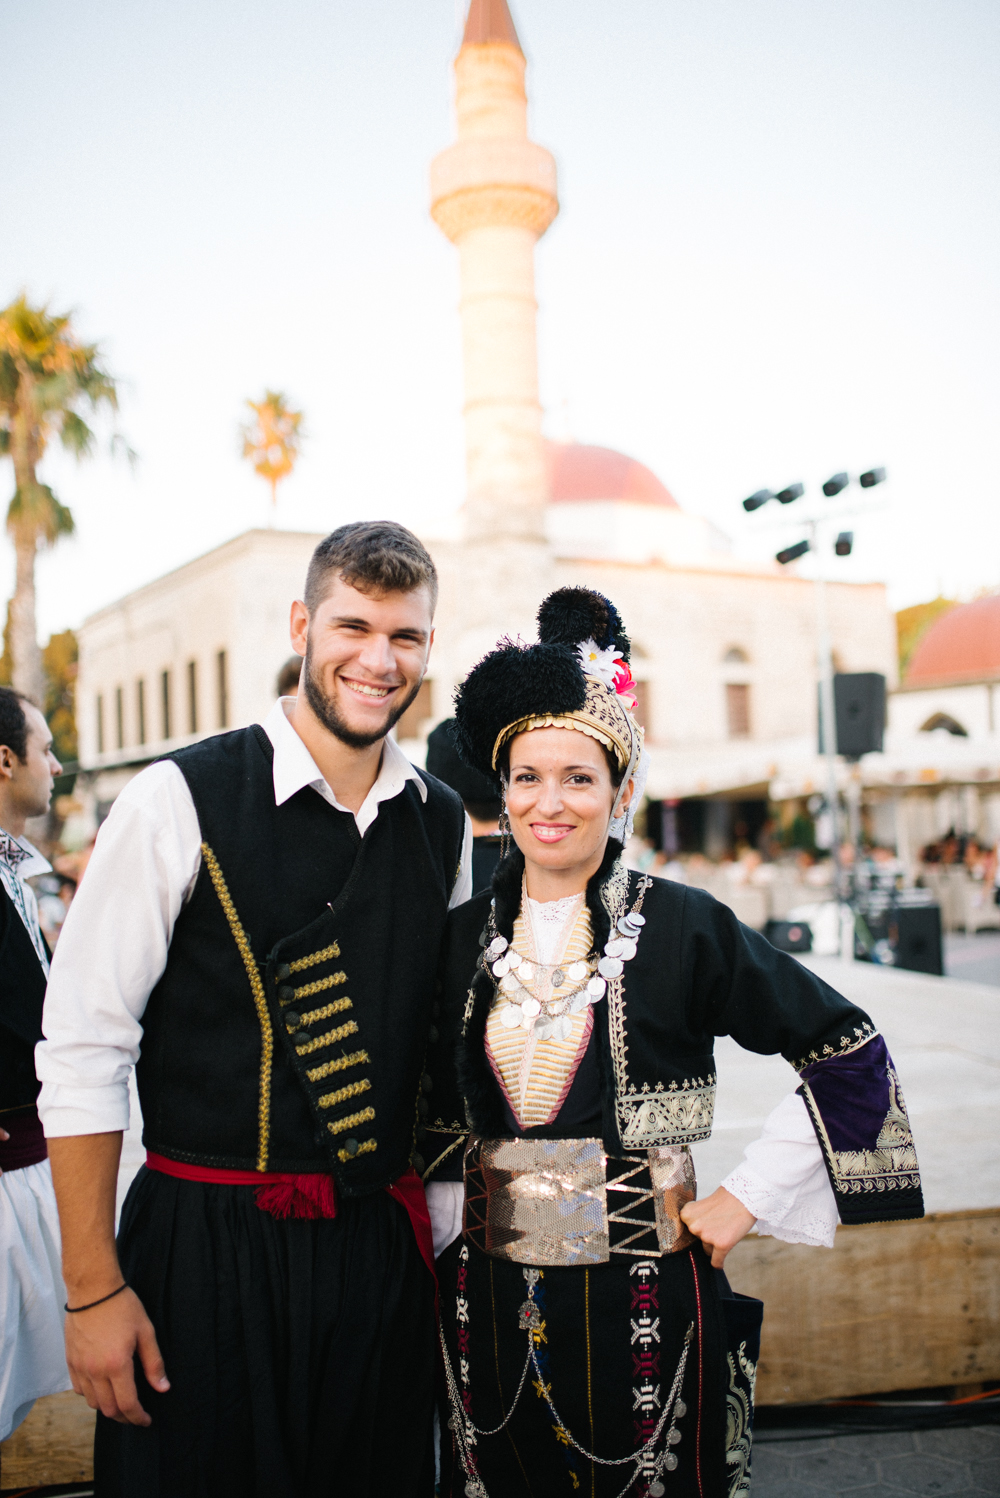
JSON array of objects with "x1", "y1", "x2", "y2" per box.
[{"x1": 431, "y1": 0, "x2": 558, "y2": 546}]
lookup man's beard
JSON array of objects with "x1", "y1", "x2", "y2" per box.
[{"x1": 303, "y1": 641, "x2": 423, "y2": 750}]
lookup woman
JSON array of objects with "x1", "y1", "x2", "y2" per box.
[{"x1": 425, "y1": 588, "x2": 922, "y2": 1498}]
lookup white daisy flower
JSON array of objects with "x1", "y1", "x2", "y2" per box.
[{"x1": 576, "y1": 639, "x2": 620, "y2": 688}]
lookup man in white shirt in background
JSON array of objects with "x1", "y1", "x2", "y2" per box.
[
  {"x1": 0, "y1": 688, "x2": 70, "y2": 1445},
  {"x1": 38, "y1": 522, "x2": 472, "y2": 1498}
]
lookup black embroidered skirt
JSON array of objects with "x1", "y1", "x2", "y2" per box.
[
  {"x1": 94, "y1": 1165, "x2": 435, "y2": 1498},
  {"x1": 437, "y1": 1237, "x2": 761, "y2": 1498}
]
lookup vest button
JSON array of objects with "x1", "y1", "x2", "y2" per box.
[
  {"x1": 421, "y1": 1074, "x2": 433, "y2": 1093},
  {"x1": 275, "y1": 964, "x2": 291, "y2": 981},
  {"x1": 284, "y1": 1011, "x2": 302, "y2": 1029},
  {"x1": 293, "y1": 1030, "x2": 311, "y2": 1047},
  {"x1": 415, "y1": 1124, "x2": 427, "y2": 1143},
  {"x1": 278, "y1": 985, "x2": 295, "y2": 1003},
  {"x1": 427, "y1": 1026, "x2": 440, "y2": 1044},
  {"x1": 411, "y1": 1153, "x2": 425, "y2": 1175},
  {"x1": 417, "y1": 1098, "x2": 429, "y2": 1119},
  {"x1": 344, "y1": 1138, "x2": 359, "y2": 1157}
]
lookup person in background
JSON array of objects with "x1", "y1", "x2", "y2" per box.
[
  {"x1": 276, "y1": 655, "x2": 303, "y2": 698},
  {"x1": 0, "y1": 687, "x2": 70, "y2": 1444},
  {"x1": 426, "y1": 718, "x2": 503, "y2": 895}
]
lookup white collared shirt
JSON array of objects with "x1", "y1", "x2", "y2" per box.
[
  {"x1": 0, "y1": 831, "x2": 52, "y2": 975},
  {"x1": 36, "y1": 702, "x2": 472, "y2": 1138}
]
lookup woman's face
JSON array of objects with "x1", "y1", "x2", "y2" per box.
[{"x1": 505, "y1": 726, "x2": 633, "y2": 880}]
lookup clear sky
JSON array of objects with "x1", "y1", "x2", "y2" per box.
[{"x1": 2, "y1": 0, "x2": 997, "y2": 640}]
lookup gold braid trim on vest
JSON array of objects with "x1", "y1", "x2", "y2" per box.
[{"x1": 201, "y1": 841, "x2": 273, "y2": 1172}]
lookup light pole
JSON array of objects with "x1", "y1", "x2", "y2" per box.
[{"x1": 742, "y1": 467, "x2": 886, "y2": 953}]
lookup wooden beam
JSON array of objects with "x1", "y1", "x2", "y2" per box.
[
  {"x1": 726, "y1": 1207, "x2": 1000, "y2": 1404},
  {"x1": 0, "y1": 1390, "x2": 94, "y2": 1486}
]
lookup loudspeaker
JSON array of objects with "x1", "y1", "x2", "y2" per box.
[
  {"x1": 818, "y1": 673, "x2": 886, "y2": 758},
  {"x1": 893, "y1": 905, "x2": 943, "y2": 976},
  {"x1": 764, "y1": 919, "x2": 813, "y2": 953}
]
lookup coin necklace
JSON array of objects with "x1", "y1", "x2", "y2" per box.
[{"x1": 484, "y1": 876, "x2": 651, "y2": 1040}]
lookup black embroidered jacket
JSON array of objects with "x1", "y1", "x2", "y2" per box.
[
  {"x1": 430, "y1": 861, "x2": 923, "y2": 1226},
  {"x1": 136, "y1": 726, "x2": 465, "y2": 1194}
]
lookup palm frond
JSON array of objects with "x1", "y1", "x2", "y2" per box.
[
  {"x1": 60, "y1": 410, "x2": 95, "y2": 459},
  {"x1": 7, "y1": 483, "x2": 75, "y2": 545}
]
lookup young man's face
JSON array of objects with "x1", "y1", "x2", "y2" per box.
[
  {"x1": 289, "y1": 576, "x2": 434, "y2": 749},
  {"x1": 0, "y1": 704, "x2": 62, "y2": 822}
]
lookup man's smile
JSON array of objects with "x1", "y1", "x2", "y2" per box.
[{"x1": 340, "y1": 678, "x2": 396, "y2": 701}]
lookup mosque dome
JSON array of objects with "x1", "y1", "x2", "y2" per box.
[
  {"x1": 545, "y1": 441, "x2": 680, "y2": 510},
  {"x1": 905, "y1": 594, "x2": 1000, "y2": 686}
]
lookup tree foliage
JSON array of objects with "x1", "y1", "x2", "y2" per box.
[
  {"x1": 240, "y1": 390, "x2": 304, "y2": 509},
  {"x1": 0, "y1": 293, "x2": 130, "y2": 701},
  {"x1": 896, "y1": 597, "x2": 957, "y2": 679},
  {"x1": 43, "y1": 628, "x2": 78, "y2": 767}
]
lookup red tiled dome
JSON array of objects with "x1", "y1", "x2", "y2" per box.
[
  {"x1": 545, "y1": 441, "x2": 679, "y2": 509},
  {"x1": 905, "y1": 595, "x2": 1000, "y2": 686}
]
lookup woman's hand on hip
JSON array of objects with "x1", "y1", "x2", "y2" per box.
[{"x1": 680, "y1": 1187, "x2": 756, "y2": 1268}]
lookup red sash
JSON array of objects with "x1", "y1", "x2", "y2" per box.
[{"x1": 145, "y1": 1151, "x2": 435, "y2": 1287}]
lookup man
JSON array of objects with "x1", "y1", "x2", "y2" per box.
[
  {"x1": 425, "y1": 718, "x2": 503, "y2": 894},
  {"x1": 37, "y1": 522, "x2": 471, "y2": 1497},
  {"x1": 0, "y1": 688, "x2": 70, "y2": 1443}
]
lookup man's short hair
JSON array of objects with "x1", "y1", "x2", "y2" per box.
[
  {"x1": 304, "y1": 521, "x2": 438, "y2": 615},
  {"x1": 0, "y1": 688, "x2": 31, "y2": 762}
]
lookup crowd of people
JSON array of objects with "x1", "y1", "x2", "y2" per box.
[{"x1": 1, "y1": 525, "x2": 925, "y2": 1498}]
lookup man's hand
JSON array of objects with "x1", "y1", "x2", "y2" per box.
[
  {"x1": 48, "y1": 1131, "x2": 170, "y2": 1424},
  {"x1": 66, "y1": 1286, "x2": 169, "y2": 1425},
  {"x1": 680, "y1": 1187, "x2": 756, "y2": 1268}
]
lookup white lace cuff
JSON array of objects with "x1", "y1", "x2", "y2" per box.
[
  {"x1": 720, "y1": 1089, "x2": 839, "y2": 1249},
  {"x1": 723, "y1": 1163, "x2": 837, "y2": 1248}
]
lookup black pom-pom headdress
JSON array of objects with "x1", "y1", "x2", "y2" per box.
[
  {"x1": 536, "y1": 587, "x2": 630, "y2": 661},
  {"x1": 453, "y1": 587, "x2": 642, "y2": 783}
]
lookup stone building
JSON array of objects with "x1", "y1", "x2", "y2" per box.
[{"x1": 73, "y1": 0, "x2": 896, "y2": 852}]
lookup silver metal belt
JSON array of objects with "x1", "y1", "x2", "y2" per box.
[{"x1": 463, "y1": 1135, "x2": 696, "y2": 1266}]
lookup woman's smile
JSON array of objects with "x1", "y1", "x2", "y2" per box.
[{"x1": 529, "y1": 821, "x2": 576, "y2": 843}]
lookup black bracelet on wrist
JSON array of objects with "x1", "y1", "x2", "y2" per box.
[{"x1": 65, "y1": 1282, "x2": 129, "y2": 1314}]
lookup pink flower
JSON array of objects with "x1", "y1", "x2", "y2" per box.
[{"x1": 613, "y1": 659, "x2": 638, "y2": 710}]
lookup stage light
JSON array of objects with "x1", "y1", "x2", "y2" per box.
[
  {"x1": 835, "y1": 531, "x2": 854, "y2": 556},
  {"x1": 776, "y1": 539, "x2": 810, "y2": 565},
  {"x1": 859, "y1": 467, "x2": 885, "y2": 488},
  {"x1": 775, "y1": 482, "x2": 805, "y2": 505},
  {"x1": 822, "y1": 472, "x2": 850, "y2": 497},
  {"x1": 743, "y1": 488, "x2": 773, "y2": 512}
]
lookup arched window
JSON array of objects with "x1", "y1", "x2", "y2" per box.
[
  {"x1": 920, "y1": 713, "x2": 968, "y2": 737},
  {"x1": 723, "y1": 646, "x2": 749, "y2": 664}
]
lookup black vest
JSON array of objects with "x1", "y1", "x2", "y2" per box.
[
  {"x1": 0, "y1": 882, "x2": 49, "y2": 1110},
  {"x1": 137, "y1": 726, "x2": 465, "y2": 1194}
]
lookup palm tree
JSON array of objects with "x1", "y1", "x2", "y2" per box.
[
  {"x1": 0, "y1": 294, "x2": 127, "y2": 704},
  {"x1": 240, "y1": 391, "x2": 304, "y2": 516}
]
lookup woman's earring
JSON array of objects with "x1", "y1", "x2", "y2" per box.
[{"x1": 499, "y1": 782, "x2": 512, "y2": 862}]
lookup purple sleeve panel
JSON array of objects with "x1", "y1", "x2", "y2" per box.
[{"x1": 797, "y1": 1035, "x2": 924, "y2": 1226}]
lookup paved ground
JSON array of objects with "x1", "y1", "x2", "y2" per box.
[
  {"x1": 945, "y1": 931, "x2": 1000, "y2": 988},
  {"x1": 752, "y1": 1423, "x2": 1000, "y2": 1495}
]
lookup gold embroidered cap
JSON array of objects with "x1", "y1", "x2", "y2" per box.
[
  {"x1": 492, "y1": 672, "x2": 638, "y2": 771},
  {"x1": 453, "y1": 588, "x2": 644, "y2": 794}
]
